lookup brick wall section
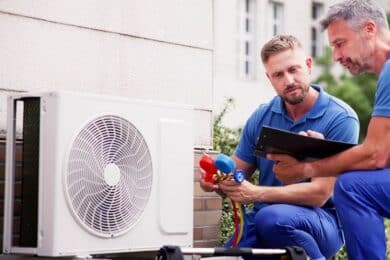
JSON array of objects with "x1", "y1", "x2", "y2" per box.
[
  {"x1": 193, "y1": 150, "x2": 222, "y2": 247},
  {"x1": 0, "y1": 139, "x2": 223, "y2": 250}
]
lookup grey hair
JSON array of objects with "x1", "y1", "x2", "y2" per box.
[{"x1": 320, "y1": 0, "x2": 389, "y2": 31}]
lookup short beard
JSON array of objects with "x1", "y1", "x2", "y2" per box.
[
  {"x1": 283, "y1": 94, "x2": 306, "y2": 105},
  {"x1": 344, "y1": 58, "x2": 370, "y2": 75},
  {"x1": 282, "y1": 85, "x2": 309, "y2": 105}
]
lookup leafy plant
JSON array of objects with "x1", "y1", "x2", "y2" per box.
[
  {"x1": 213, "y1": 97, "x2": 241, "y2": 155},
  {"x1": 213, "y1": 97, "x2": 259, "y2": 244}
]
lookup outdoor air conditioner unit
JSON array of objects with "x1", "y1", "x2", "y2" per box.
[{"x1": 3, "y1": 91, "x2": 194, "y2": 257}]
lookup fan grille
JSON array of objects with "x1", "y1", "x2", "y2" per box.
[{"x1": 65, "y1": 115, "x2": 153, "y2": 237}]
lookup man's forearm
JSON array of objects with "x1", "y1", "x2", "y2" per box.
[
  {"x1": 255, "y1": 180, "x2": 334, "y2": 208},
  {"x1": 309, "y1": 143, "x2": 378, "y2": 178}
]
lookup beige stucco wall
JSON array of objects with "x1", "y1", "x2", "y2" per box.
[{"x1": 0, "y1": 1, "x2": 214, "y2": 147}]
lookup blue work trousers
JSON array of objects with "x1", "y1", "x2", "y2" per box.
[
  {"x1": 334, "y1": 169, "x2": 390, "y2": 260},
  {"x1": 225, "y1": 203, "x2": 343, "y2": 260}
]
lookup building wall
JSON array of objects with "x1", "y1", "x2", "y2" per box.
[{"x1": 0, "y1": 1, "x2": 213, "y2": 147}]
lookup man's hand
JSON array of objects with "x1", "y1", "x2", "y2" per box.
[
  {"x1": 267, "y1": 153, "x2": 310, "y2": 184},
  {"x1": 268, "y1": 129, "x2": 322, "y2": 184},
  {"x1": 199, "y1": 168, "x2": 218, "y2": 192},
  {"x1": 199, "y1": 169, "x2": 226, "y2": 196},
  {"x1": 298, "y1": 130, "x2": 324, "y2": 139},
  {"x1": 219, "y1": 179, "x2": 258, "y2": 204}
]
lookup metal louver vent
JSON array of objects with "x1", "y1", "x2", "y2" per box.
[{"x1": 65, "y1": 115, "x2": 153, "y2": 238}]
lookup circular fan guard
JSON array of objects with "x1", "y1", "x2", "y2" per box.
[{"x1": 65, "y1": 115, "x2": 153, "y2": 237}]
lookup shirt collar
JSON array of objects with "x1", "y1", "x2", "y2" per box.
[{"x1": 271, "y1": 84, "x2": 329, "y2": 119}]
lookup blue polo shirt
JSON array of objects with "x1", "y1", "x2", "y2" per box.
[
  {"x1": 235, "y1": 84, "x2": 359, "y2": 191},
  {"x1": 373, "y1": 58, "x2": 390, "y2": 117}
]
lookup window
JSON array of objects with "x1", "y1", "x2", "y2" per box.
[
  {"x1": 238, "y1": 0, "x2": 257, "y2": 80},
  {"x1": 311, "y1": 2, "x2": 324, "y2": 57},
  {"x1": 270, "y1": 1, "x2": 284, "y2": 36}
]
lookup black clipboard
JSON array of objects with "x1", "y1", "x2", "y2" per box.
[{"x1": 254, "y1": 126, "x2": 355, "y2": 161}]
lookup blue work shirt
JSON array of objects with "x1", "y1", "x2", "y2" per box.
[
  {"x1": 234, "y1": 84, "x2": 359, "y2": 209},
  {"x1": 373, "y1": 58, "x2": 390, "y2": 117}
]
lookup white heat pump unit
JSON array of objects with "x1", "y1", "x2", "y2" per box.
[{"x1": 3, "y1": 91, "x2": 194, "y2": 257}]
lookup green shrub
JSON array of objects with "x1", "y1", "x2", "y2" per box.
[{"x1": 213, "y1": 98, "x2": 259, "y2": 244}]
